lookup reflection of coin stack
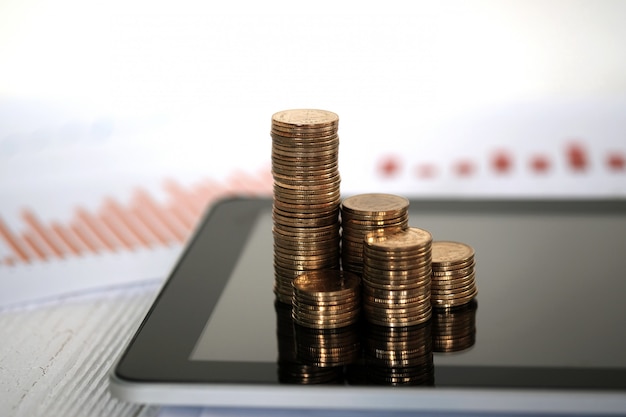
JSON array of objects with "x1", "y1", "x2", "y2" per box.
[
  {"x1": 271, "y1": 109, "x2": 342, "y2": 304},
  {"x1": 362, "y1": 228, "x2": 433, "y2": 327},
  {"x1": 340, "y1": 193, "x2": 409, "y2": 276},
  {"x1": 292, "y1": 270, "x2": 361, "y2": 329},
  {"x1": 431, "y1": 241, "x2": 478, "y2": 308},
  {"x1": 275, "y1": 301, "x2": 344, "y2": 384},
  {"x1": 432, "y1": 299, "x2": 478, "y2": 353},
  {"x1": 294, "y1": 324, "x2": 360, "y2": 368},
  {"x1": 363, "y1": 323, "x2": 434, "y2": 385}
]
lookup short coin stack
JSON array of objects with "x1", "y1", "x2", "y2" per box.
[
  {"x1": 271, "y1": 109, "x2": 342, "y2": 304},
  {"x1": 431, "y1": 241, "x2": 477, "y2": 308},
  {"x1": 362, "y1": 228, "x2": 433, "y2": 327},
  {"x1": 340, "y1": 193, "x2": 410, "y2": 276},
  {"x1": 291, "y1": 270, "x2": 361, "y2": 329}
]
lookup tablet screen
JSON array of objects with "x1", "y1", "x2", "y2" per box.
[
  {"x1": 186, "y1": 199, "x2": 626, "y2": 385},
  {"x1": 190, "y1": 211, "x2": 276, "y2": 362},
  {"x1": 115, "y1": 198, "x2": 626, "y2": 390}
]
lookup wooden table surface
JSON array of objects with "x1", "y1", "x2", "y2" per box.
[{"x1": 0, "y1": 285, "x2": 161, "y2": 417}]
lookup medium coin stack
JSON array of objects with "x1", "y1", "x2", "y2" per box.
[
  {"x1": 432, "y1": 299, "x2": 478, "y2": 353},
  {"x1": 291, "y1": 270, "x2": 361, "y2": 330},
  {"x1": 363, "y1": 323, "x2": 434, "y2": 385},
  {"x1": 271, "y1": 109, "x2": 342, "y2": 304},
  {"x1": 362, "y1": 228, "x2": 433, "y2": 327},
  {"x1": 340, "y1": 193, "x2": 410, "y2": 276},
  {"x1": 431, "y1": 241, "x2": 477, "y2": 308}
]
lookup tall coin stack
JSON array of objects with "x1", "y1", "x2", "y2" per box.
[
  {"x1": 271, "y1": 109, "x2": 342, "y2": 304},
  {"x1": 340, "y1": 193, "x2": 410, "y2": 276},
  {"x1": 431, "y1": 241, "x2": 477, "y2": 308},
  {"x1": 362, "y1": 228, "x2": 433, "y2": 327}
]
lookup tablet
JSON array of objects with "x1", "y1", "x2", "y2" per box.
[{"x1": 109, "y1": 197, "x2": 626, "y2": 415}]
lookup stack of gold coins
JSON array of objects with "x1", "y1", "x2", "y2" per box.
[
  {"x1": 362, "y1": 228, "x2": 433, "y2": 327},
  {"x1": 291, "y1": 270, "x2": 361, "y2": 330},
  {"x1": 340, "y1": 193, "x2": 410, "y2": 276},
  {"x1": 271, "y1": 109, "x2": 342, "y2": 304},
  {"x1": 432, "y1": 299, "x2": 478, "y2": 353},
  {"x1": 431, "y1": 241, "x2": 477, "y2": 308},
  {"x1": 363, "y1": 322, "x2": 434, "y2": 385},
  {"x1": 275, "y1": 301, "x2": 345, "y2": 384},
  {"x1": 294, "y1": 325, "x2": 360, "y2": 368}
]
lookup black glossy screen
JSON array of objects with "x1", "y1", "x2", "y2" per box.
[{"x1": 116, "y1": 198, "x2": 626, "y2": 389}]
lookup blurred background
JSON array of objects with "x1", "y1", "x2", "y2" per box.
[{"x1": 1, "y1": 0, "x2": 625, "y2": 304}]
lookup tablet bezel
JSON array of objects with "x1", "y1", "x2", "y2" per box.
[{"x1": 110, "y1": 197, "x2": 626, "y2": 413}]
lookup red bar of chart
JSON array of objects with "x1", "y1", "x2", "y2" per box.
[{"x1": 0, "y1": 169, "x2": 273, "y2": 267}]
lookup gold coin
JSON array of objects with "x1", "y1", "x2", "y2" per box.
[
  {"x1": 274, "y1": 234, "x2": 340, "y2": 248},
  {"x1": 431, "y1": 281, "x2": 476, "y2": 296},
  {"x1": 273, "y1": 228, "x2": 340, "y2": 241},
  {"x1": 363, "y1": 293, "x2": 429, "y2": 306},
  {"x1": 273, "y1": 208, "x2": 339, "y2": 222},
  {"x1": 293, "y1": 307, "x2": 361, "y2": 322},
  {"x1": 272, "y1": 158, "x2": 338, "y2": 168},
  {"x1": 272, "y1": 109, "x2": 339, "y2": 129},
  {"x1": 273, "y1": 188, "x2": 341, "y2": 203},
  {"x1": 362, "y1": 264, "x2": 432, "y2": 279},
  {"x1": 292, "y1": 270, "x2": 360, "y2": 297},
  {"x1": 431, "y1": 283, "x2": 476, "y2": 297},
  {"x1": 341, "y1": 193, "x2": 409, "y2": 218},
  {"x1": 431, "y1": 289, "x2": 478, "y2": 308},
  {"x1": 273, "y1": 215, "x2": 339, "y2": 229},
  {"x1": 273, "y1": 209, "x2": 339, "y2": 223},
  {"x1": 271, "y1": 155, "x2": 339, "y2": 166},
  {"x1": 362, "y1": 284, "x2": 430, "y2": 298},
  {"x1": 363, "y1": 252, "x2": 432, "y2": 268},
  {"x1": 363, "y1": 263, "x2": 424, "y2": 276},
  {"x1": 274, "y1": 181, "x2": 341, "y2": 194},
  {"x1": 270, "y1": 129, "x2": 338, "y2": 140},
  {"x1": 432, "y1": 262, "x2": 475, "y2": 277},
  {"x1": 431, "y1": 241, "x2": 475, "y2": 267},
  {"x1": 292, "y1": 297, "x2": 360, "y2": 309},
  {"x1": 274, "y1": 257, "x2": 339, "y2": 271},
  {"x1": 271, "y1": 138, "x2": 339, "y2": 151},
  {"x1": 362, "y1": 276, "x2": 431, "y2": 291},
  {"x1": 431, "y1": 275, "x2": 475, "y2": 290},
  {"x1": 293, "y1": 288, "x2": 358, "y2": 304},
  {"x1": 273, "y1": 197, "x2": 340, "y2": 211},
  {"x1": 274, "y1": 248, "x2": 339, "y2": 262},
  {"x1": 365, "y1": 302, "x2": 431, "y2": 316},
  {"x1": 364, "y1": 227, "x2": 432, "y2": 253},
  {"x1": 272, "y1": 147, "x2": 339, "y2": 160},
  {"x1": 367, "y1": 347, "x2": 432, "y2": 360},
  {"x1": 270, "y1": 128, "x2": 339, "y2": 140},
  {"x1": 272, "y1": 171, "x2": 339, "y2": 185}
]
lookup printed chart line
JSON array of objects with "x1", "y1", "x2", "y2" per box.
[{"x1": 0, "y1": 169, "x2": 272, "y2": 267}]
